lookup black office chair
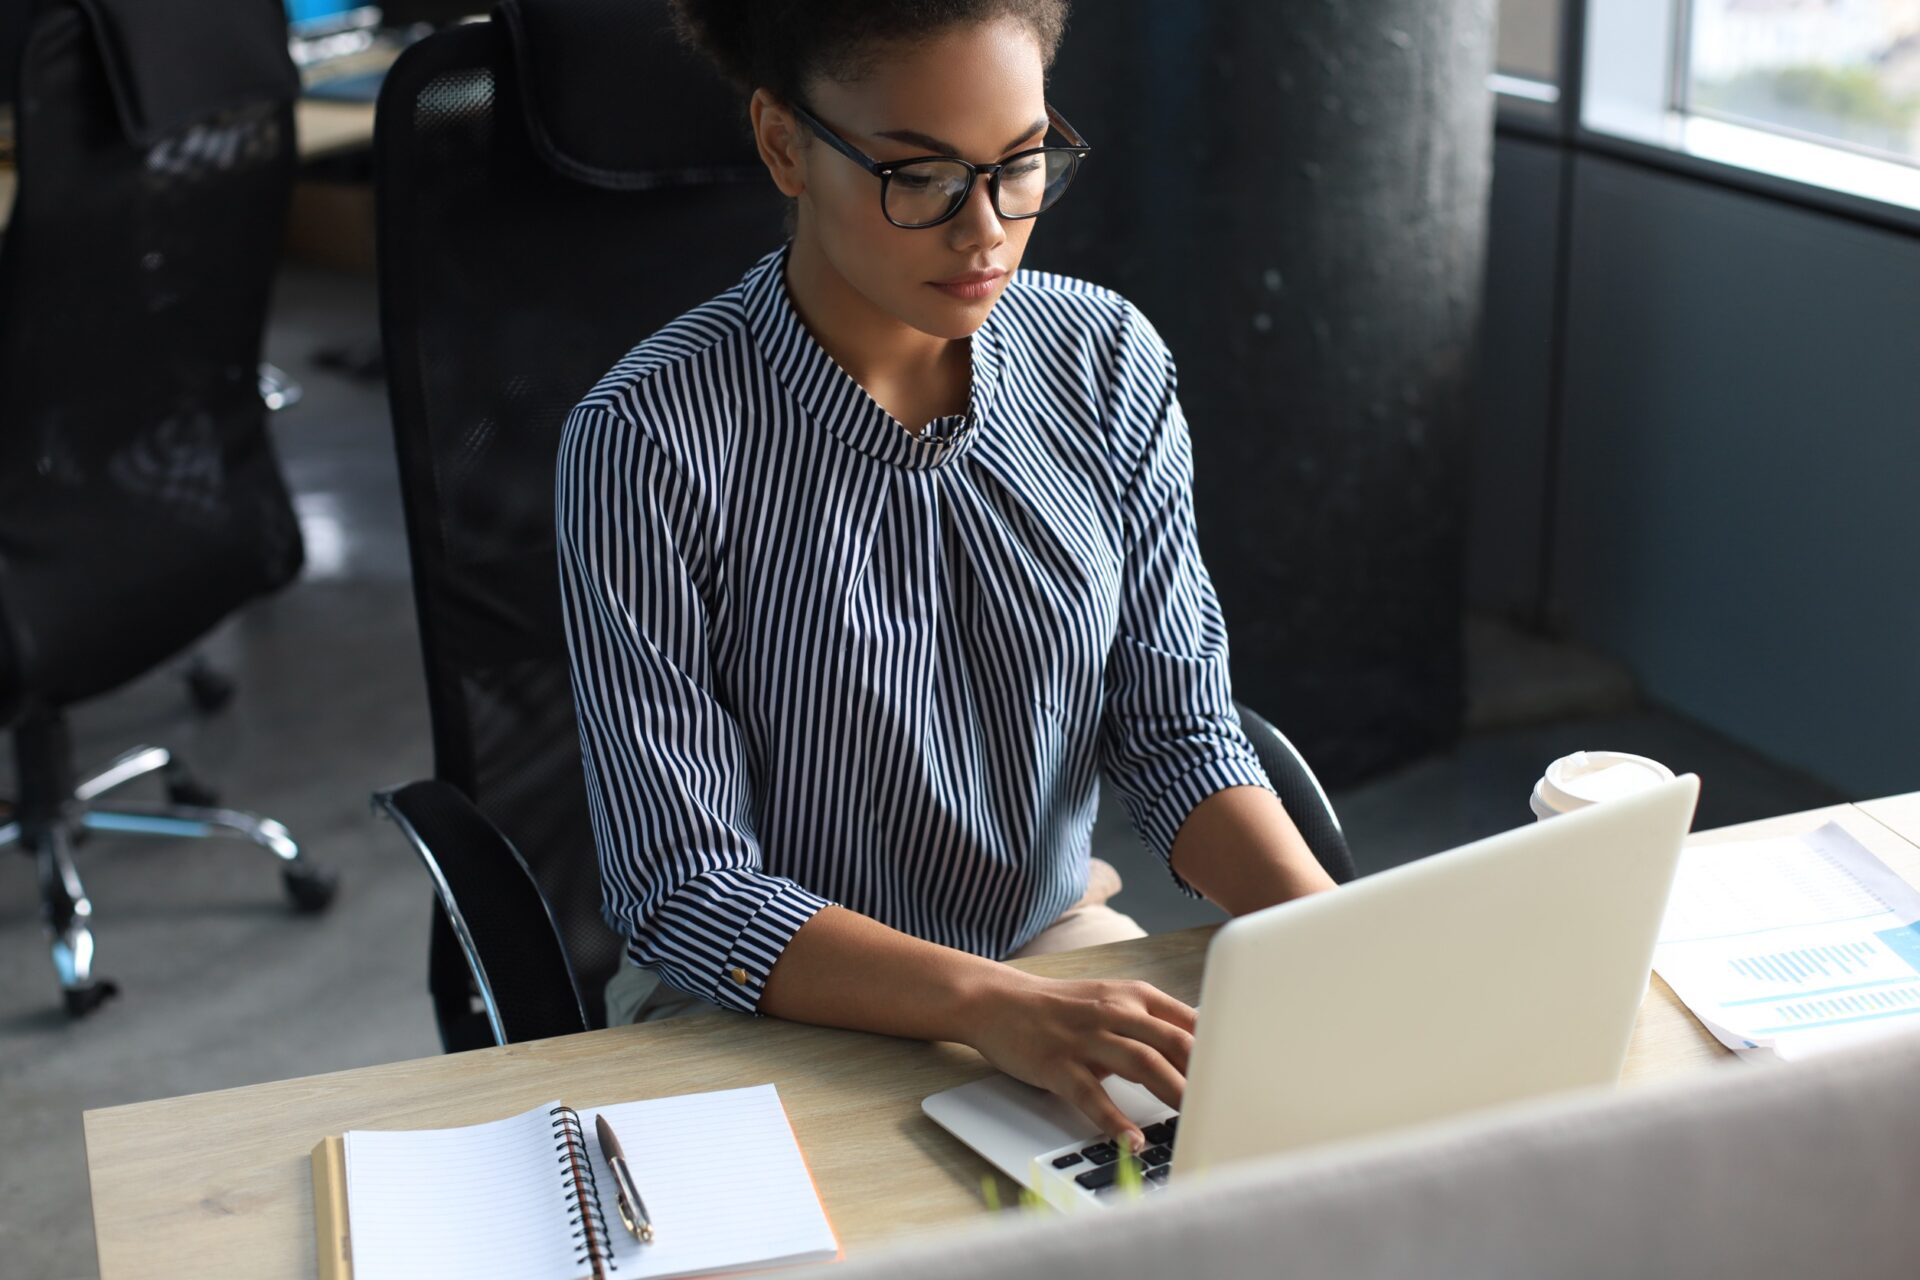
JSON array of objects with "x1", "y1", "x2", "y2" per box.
[
  {"x1": 0, "y1": 0, "x2": 336, "y2": 1016},
  {"x1": 372, "y1": 0, "x2": 1352, "y2": 1051}
]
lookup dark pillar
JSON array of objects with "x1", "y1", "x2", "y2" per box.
[{"x1": 1027, "y1": 1, "x2": 1496, "y2": 785}]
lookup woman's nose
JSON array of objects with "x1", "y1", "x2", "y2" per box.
[{"x1": 947, "y1": 175, "x2": 1006, "y2": 250}]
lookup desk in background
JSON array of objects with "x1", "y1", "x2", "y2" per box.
[
  {"x1": 82, "y1": 796, "x2": 1920, "y2": 1279},
  {"x1": 0, "y1": 101, "x2": 375, "y2": 231},
  {"x1": 291, "y1": 100, "x2": 378, "y2": 162}
]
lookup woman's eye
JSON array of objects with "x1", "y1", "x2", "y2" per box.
[
  {"x1": 1005, "y1": 160, "x2": 1044, "y2": 179},
  {"x1": 894, "y1": 172, "x2": 934, "y2": 190}
]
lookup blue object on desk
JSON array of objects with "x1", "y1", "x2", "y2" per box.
[{"x1": 286, "y1": 0, "x2": 367, "y2": 30}]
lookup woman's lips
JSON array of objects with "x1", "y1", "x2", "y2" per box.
[{"x1": 929, "y1": 270, "x2": 1005, "y2": 301}]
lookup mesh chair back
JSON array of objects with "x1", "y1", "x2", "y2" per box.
[
  {"x1": 0, "y1": 0, "x2": 302, "y2": 723},
  {"x1": 374, "y1": 9, "x2": 781, "y2": 1037}
]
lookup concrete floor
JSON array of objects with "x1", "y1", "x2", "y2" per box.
[{"x1": 0, "y1": 265, "x2": 1848, "y2": 1279}]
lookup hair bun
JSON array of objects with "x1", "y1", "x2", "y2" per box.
[
  {"x1": 666, "y1": 0, "x2": 760, "y2": 93},
  {"x1": 667, "y1": 1, "x2": 1070, "y2": 105}
]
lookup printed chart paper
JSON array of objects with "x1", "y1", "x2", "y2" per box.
[{"x1": 1653, "y1": 822, "x2": 1920, "y2": 1060}]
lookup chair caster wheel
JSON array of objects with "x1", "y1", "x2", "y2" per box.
[
  {"x1": 185, "y1": 662, "x2": 235, "y2": 714},
  {"x1": 284, "y1": 863, "x2": 338, "y2": 913},
  {"x1": 63, "y1": 979, "x2": 120, "y2": 1017},
  {"x1": 166, "y1": 775, "x2": 220, "y2": 808}
]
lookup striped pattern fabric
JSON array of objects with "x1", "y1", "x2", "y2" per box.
[{"x1": 556, "y1": 243, "x2": 1271, "y2": 1014}]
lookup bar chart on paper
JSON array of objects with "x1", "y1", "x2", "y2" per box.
[{"x1": 1654, "y1": 824, "x2": 1920, "y2": 1058}]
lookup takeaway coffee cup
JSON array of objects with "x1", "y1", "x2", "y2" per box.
[
  {"x1": 1531, "y1": 750, "x2": 1678, "y2": 1004},
  {"x1": 1530, "y1": 750, "x2": 1676, "y2": 822}
]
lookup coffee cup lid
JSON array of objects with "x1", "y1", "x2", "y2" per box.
[{"x1": 1536, "y1": 750, "x2": 1676, "y2": 815}]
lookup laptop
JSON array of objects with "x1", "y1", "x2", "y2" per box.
[{"x1": 923, "y1": 775, "x2": 1701, "y2": 1209}]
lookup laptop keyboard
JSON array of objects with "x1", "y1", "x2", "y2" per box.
[{"x1": 1033, "y1": 1116, "x2": 1177, "y2": 1205}]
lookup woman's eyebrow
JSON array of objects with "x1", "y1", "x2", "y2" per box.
[{"x1": 873, "y1": 118, "x2": 1050, "y2": 158}]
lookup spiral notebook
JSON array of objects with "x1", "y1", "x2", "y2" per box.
[{"x1": 310, "y1": 1084, "x2": 839, "y2": 1280}]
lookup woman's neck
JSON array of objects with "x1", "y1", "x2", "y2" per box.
[{"x1": 784, "y1": 232, "x2": 970, "y2": 431}]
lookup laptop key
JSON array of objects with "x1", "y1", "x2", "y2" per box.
[
  {"x1": 1081, "y1": 1142, "x2": 1119, "y2": 1165},
  {"x1": 1141, "y1": 1121, "x2": 1173, "y2": 1146},
  {"x1": 1139, "y1": 1144, "x2": 1172, "y2": 1168},
  {"x1": 1146, "y1": 1165, "x2": 1171, "y2": 1183},
  {"x1": 1075, "y1": 1164, "x2": 1118, "y2": 1192},
  {"x1": 1051, "y1": 1151, "x2": 1084, "y2": 1169}
]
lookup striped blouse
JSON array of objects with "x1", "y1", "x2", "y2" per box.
[{"x1": 555, "y1": 242, "x2": 1272, "y2": 1014}]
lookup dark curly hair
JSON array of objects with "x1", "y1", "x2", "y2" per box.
[{"x1": 667, "y1": 0, "x2": 1072, "y2": 105}]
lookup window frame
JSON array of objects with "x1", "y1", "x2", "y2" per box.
[{"x1": 1491, "y1": 0, "x2": 1920, "y2": 233}]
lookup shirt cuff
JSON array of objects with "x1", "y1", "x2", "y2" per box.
[
  {"x1": 707, "y1": 877, "x2": 834, "y2": 1014},
  {"x1": 1138, "y1": 753, "x2": 1275, "y2": 898}
]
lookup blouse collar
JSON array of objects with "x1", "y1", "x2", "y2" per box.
[{"x1": 742, "y1": 242, "x2": 1001, "y2": 472}]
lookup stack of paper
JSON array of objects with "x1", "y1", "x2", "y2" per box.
[{"x1": 1653, "y1": 823, "x2": 1920, "y2": 1060}]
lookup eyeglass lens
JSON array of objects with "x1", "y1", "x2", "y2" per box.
[{"x1": 884, "y1": 151, "x2": 1079, "y2": 227}]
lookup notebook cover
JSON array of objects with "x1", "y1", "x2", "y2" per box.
[{"x1": 311, "y1": 1136, "x2": 352, "y2": 1280}]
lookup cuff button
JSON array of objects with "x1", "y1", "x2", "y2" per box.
[{"x1": 729, "y1": 966, "x2": 750, "y2": 985}]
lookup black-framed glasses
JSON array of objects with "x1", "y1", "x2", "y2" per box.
[{"x1": 786, "y1": 100, "x2": 1091, "y2": 229}]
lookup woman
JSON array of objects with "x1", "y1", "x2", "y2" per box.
[{"x1": 555, "y1": 0, "x2": 1335, "y2": 1152}]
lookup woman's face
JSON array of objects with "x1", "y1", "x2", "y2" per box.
[{"x1": 767, "y1": 18, "x2": 1051, "y2": 341}]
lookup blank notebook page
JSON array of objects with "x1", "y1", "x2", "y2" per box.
[
  {"x1": 345, "y1": 1101, "x2": 580, "y2": 1280},
  {"x1": 581, "y1": 1084, "x2": 839, "y2": 1278}
]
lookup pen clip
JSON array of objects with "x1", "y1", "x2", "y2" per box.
[
  {"x1": 614, "y1": 1183, "x2": 640, "y2": 1236},
  {"x1": 610, "y1": 1154, "x2": 654, "y2": 1244}
]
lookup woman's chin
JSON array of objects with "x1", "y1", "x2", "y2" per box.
[{"x1": 903, "y1": 293, "x2": 999, "y2": 341}]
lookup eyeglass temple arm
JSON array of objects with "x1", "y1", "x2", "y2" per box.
[
  {"x1": 786, "y1": 100, "x2": 891, "y2": 175},
  {"x1": 1046, "y1": 103, "x2": 1091, "y2": 151}
]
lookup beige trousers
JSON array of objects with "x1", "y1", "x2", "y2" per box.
[{"x1": 604, "y1": 858, "x2": 1146, "y2": 1025}]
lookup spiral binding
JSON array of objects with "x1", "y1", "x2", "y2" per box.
[{"x1": 551, "y1": 1105, "x2": 619, "y2": 1277}]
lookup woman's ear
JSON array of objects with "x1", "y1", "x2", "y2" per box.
[{"x1": 749, "y1": 88, "x2": 808, "y2": 199}]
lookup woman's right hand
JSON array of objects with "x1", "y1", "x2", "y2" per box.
[{"x1": 957, "y1": 968, "x2": 1195, "y2": 1152}]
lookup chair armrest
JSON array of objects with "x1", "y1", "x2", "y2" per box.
[
  {"x1": 1233, "y1": 703, "x2": 1356, "y2": 884},
  {"x1": 373, "y1": 779, "x2": 591, "y2": 1046}
]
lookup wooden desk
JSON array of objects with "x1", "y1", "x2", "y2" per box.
[
  {"x1": 83, "y1": 800, "x2": 1920, "y2": 1279},
  {"x1": 0, "y1": 100, "x2": 375, "y2": 230}
]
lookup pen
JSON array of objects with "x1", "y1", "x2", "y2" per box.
[{"x1": 595, "y1": 1113, "x2": 655, "y2": 1244}]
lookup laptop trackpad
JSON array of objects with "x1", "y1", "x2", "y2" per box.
[{"x1": 922, "y1": 1074, "x2": 1170, "y2": 1183}]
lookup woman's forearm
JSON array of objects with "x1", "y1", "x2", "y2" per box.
[
  {"x1": 757, "y1": 903, "x2": 1196, "y2": 1150},
  {"x1": 758, "y1": 905, "x2": 1013, "y2": 1042},
  {"x1": 1169, "y1": 785, "x2": 1337, "y2": 915}
]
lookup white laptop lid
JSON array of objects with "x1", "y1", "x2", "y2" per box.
[{"x1": 1176, "y1": 775, "x2": 1699, "y2": 1179}]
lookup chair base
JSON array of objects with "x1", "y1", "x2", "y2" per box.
[{"x1": 3, "y1": 716, "x2": 337, "y2": 1016}]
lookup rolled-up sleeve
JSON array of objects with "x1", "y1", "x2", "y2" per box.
[
  {"x1": 555, "y1": 405, "x2": 831, "y2": 1012},
  {"x1": 1097, "y1": 305, "x2": 1274, "y2": 895}
]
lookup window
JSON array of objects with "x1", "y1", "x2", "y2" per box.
[
  {"x1": 1584, "y1": 0, "x2": 1920, "y2": 212},
  {"x1": 1685, "y1": 1, "x2": 1920, "y2": 165}
]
